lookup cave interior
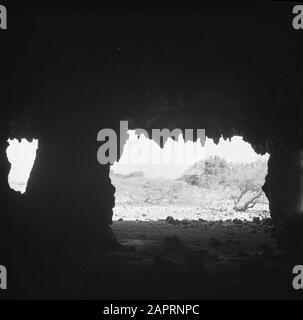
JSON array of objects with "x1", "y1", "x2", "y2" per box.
[{"x1": 1, "y1": 2, "x2": 303, "y2": 299}]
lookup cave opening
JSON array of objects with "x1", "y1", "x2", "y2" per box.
[
  {"x1": 6, "y1": 138, "x2": 38, "y2": 194},
  {"x1": 111, "y1": 130, "x2": 269, "y2": 222}
]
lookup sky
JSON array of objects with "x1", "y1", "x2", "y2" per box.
[
  {"x1": 112, "y1": 131, "x2": 269, "y2": 178},
  {"x1": 6, "y1": 132, "x2": 269, "y2": 193}
]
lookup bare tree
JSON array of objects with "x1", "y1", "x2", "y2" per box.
[
  {"x1": 232, "y1": 189, "x2": 263, "y2": 212},
  {"x1": 229, "y1": 161, "x2": 267, "y2": 212}
]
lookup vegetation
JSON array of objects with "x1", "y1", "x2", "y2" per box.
[
  {"x1": 110, "y1": 156, "x2": 269, "y2": 213},
  {"x1": 181, "y1": 156, "x2": 268, "y2": 212}
]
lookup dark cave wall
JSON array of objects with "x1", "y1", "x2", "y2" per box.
[
  {"x1": 9, "y1": 5, "x2": 303, "y2": 147},
  {"x1": 0, "y1": 101, "x2": 10, "y2": 271}
]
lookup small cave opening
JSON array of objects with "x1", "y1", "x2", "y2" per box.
[{"x1": 6, "y1": 138, "x2": 38, "y2": 194}]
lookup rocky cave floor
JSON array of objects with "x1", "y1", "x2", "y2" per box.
[{"x1": 88, "y1": 217, "x2": 303, "y2": 300}]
